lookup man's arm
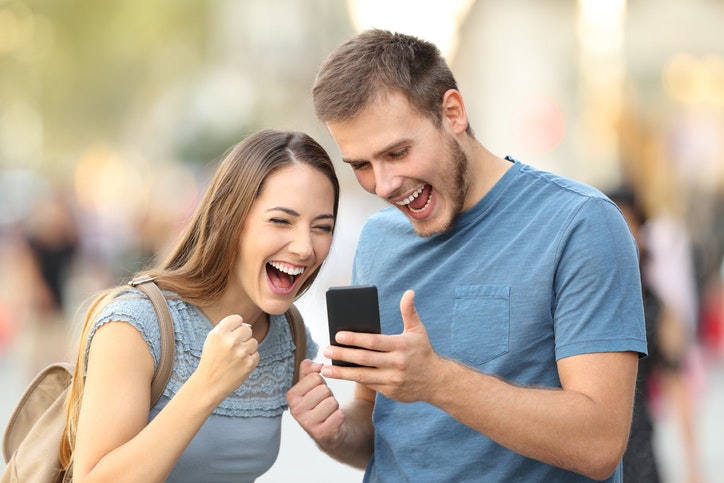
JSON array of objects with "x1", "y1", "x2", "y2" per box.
[
  {"x1": 322, "y1": 290, "x2": 638, "y2": 480},
  {"x1": 428, "y1": 351, "x2": 637, "y2": 479}
]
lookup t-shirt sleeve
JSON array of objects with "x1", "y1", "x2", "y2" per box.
[
  {"x1": 552, "y1": 197, "x2": 648, "y2": 360},
  {"x1": 85, "y1": 290, "x2": 162, "y2": 372}
]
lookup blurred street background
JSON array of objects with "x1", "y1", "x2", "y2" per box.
[{"x1": 1, "y1": 0, "x2": 723, "y2": 481}]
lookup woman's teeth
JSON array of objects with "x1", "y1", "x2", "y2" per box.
[{"x1": 268, "y1": 261, "x2": 305, "y2": 275}]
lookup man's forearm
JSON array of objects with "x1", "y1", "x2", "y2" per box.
[{"x1": 426, "y1": 352, "x2": 637, "y2": 480}]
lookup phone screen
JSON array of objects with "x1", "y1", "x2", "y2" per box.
[{"x1": 326, "y1": 285, "x2": 381, "y2": 367}]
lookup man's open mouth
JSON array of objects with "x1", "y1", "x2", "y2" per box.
[{"x1": 395, "y1": 184, "x2": 432, "y2": 214}]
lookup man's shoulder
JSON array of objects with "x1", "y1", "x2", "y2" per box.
[
  {"x1": 499, "y1": 162, "x2": 625, "y2": 242},
  {"x1": 516, "y1": 162, "x2": 606, "y2": 202}
]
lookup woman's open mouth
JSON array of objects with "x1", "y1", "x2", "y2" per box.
[{"x1": 266, "y1": 261, "x2": 306, "y2": 294}]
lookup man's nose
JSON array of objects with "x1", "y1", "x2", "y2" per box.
[{"x1": 372, "y1": 164, "x2": 402, "y2": 200}]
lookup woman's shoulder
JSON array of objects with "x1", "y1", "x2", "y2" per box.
[
  {"x1": 93, "y1": 289, "x2": 158, "y2": 334},
  {"x1": 90, "y1": 288, "x2": 194, "y2": 362}
]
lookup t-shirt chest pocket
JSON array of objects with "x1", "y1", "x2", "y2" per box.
[{"x1": 451, "y1": 285, "x2": 510, "y2": 366}]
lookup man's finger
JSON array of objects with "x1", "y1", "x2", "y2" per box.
[{"x1": 400, "y1": 290, "x2": 423, "y2": 333}]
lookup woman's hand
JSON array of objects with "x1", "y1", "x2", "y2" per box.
[
  {"x1": 287, "y1": 360, "x2": 375, "y2": 468},
  {"x1": 287, "y1": 360, "x2": 347, "y2": 445},
  {"x1": 195, "y1": 314, "x2": 259, "y2": 405}
]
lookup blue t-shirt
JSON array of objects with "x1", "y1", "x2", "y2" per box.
[
  {"x1": 353, "y1": 159, "x2": 647, "y2": 482},
  {"x1": 86, "y1": 291, "x2": 318, "y2": 482}
]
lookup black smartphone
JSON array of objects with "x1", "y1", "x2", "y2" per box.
[{"x1": 326, "y1": 285, "x2": 381, "y2": 367}]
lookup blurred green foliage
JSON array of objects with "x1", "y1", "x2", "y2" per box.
[{"x1": 1, "y1": 0, "x2": 209, "y2": 151}]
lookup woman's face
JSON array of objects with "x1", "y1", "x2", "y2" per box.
[{"x1": 235, "y1": 162, "x2": 336, "y2": 315}]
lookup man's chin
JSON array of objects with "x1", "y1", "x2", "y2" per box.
[
  {"x1": 409, "y1": 216, "x2": 452, "y2": 238},
  {"x1": 393, "y1": 200, "x2": 453, "y2": 237}
]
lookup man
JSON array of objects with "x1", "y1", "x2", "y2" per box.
[{"x1": 287, "y1": 29, "x2": 647, "y2": 482}]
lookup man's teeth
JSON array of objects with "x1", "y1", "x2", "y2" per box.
[
  {"x1": 395, "y1": 186, "x2": 424, "y2": 206},
  {"x1": 269, "y1": 261, "x2": 305, "y2": 275},
  {"x1": 409, "y1": 194, "x2": 431, "y2": 214}
]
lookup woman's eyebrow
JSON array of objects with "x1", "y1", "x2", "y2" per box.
[
  {"x1": 266, "y1": 206, "x2": 299, "y2": 216},
  {"x1": 266, "y1": 207, "x2": 335, "y2": 221}
]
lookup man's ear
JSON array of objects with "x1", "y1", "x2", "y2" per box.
[{"x1": 441, "y1": 89, "x2": 468, "y2": 134}]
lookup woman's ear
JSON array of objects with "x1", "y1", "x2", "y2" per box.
[{"x1": 441, "y1": 89, "x2": 468, "y2": 134}]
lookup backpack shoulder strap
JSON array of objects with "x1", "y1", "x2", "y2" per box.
[
  {"x1": 129, "y1": 276, "x2": 175, "y2": 406},
  {"x1": 285, "y1": 304, "x2": 306, "y2": 386}
]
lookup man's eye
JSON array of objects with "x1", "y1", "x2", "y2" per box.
[
  {"x1": 350, "y1": 161, "x2": 369, "y2": 171},
  {"x1": 389, "y1": 147, "x2": 408, "y2": 160}
]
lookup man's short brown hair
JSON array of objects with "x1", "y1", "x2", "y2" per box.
[{"x1": 312, "y1": 29, "x2": 460, "y2": 129}]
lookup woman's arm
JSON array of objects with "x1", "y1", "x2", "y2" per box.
[
  {"x1": 287, "y1": 360, "x2": 375, "y2": 469},
  {"x1": 73, "y1": 314, "x2": 258, "y2": 482}
]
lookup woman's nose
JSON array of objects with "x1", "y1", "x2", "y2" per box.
[{"x1": 288, "y1": 230, "x2": 313, "y2": 260}]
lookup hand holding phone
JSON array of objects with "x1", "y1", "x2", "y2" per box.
[{"x1": 326, "y1": 285, "x2": 381, "y2": 367}]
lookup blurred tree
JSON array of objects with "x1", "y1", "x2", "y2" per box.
[
  {"x1": 0, "y1": 0, "x2": 208, "y2": 166},
  {"x1": 1, "y1": 0, "x2": 353, "y2": 170}
]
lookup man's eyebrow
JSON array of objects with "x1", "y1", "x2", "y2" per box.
[{"x1": 341, "y1": 139, "x2": 410, "y2": 164}]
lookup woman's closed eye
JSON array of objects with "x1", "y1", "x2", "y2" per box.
[
  {"x1": 313, "y1": 223, "x2": 334, "y2": 233},
  {"x1": 270, "y1": 217, "x2": 291, "y2": 226},
  {"x1": 270, "y1": 217, "x2": 333, "y2": 233}
]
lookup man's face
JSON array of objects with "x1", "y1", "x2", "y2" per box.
[{"x1": 328, "y1": 91, "x2": 469, "y2": 237}]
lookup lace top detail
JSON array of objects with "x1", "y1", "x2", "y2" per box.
[{"x1": 86, "y1": 289, "x2": 318, "y2": 418}]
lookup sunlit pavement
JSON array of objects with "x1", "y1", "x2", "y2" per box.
[{"x1": 1, "y1": 346, "x2": 723, "y2": 482}]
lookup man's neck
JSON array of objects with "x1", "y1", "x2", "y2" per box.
[{"x1": 463, "y1": 141, "x2": 512, "y2": 210}]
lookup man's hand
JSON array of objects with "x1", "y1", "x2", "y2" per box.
[{"x1": 321, "y1": 290, "x2": 445, "y2": 403}]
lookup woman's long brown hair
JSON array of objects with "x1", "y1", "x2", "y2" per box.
[{"x1": 59, "y1": 129, "x2": 339, "y2": 471}]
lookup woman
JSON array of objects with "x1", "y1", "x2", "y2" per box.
[{"x1": 62, "y1": 129, "x2": 339, "y2": 482}]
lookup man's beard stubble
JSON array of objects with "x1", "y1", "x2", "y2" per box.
[{"x1": 413, "y1": 134, "x2": 469, "y2": 238}]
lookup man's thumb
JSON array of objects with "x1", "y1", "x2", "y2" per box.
[{"x1": 400, "y1": 289, "x2": 423, "y2": 332}]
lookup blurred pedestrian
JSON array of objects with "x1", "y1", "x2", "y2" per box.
[
  {"x1": 13, "y1": 187, "x2": 81, "y2": 375},
  {"x1": 609, "y1": 186, "x2": 703, "y2": 483}
]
